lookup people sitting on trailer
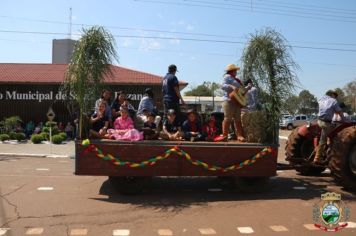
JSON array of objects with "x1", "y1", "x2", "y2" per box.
[
  {"x1": 159, "y1": 109, "x2": 183, "y2": 141},
  {"x1": 202, "y1": 114, "x2": 221, "y2": 142},
  {"x1": 106, "y1": 106, "x2": 143, "y2": 141},
  {"x1": 111, "y1": 91, "x2": 135, "y2": 119},
  {"x1": 137, "y1": 88, "x2": 162, "y2": 128},
  {"x1": 182, "y1": 109, "x2": 205, "y2": 142},
  {"x1": 94, "y1": 89, "x2": 112, "y2": 125},
  {"x1": 89, "y1": 101, "x2": 109, "y2": 139},
  {"x1": 142, "y1": 112, "x2": 159, "y2": 140}
]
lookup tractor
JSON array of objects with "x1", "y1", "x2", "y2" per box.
[{"x1": 286, "y1": 120, "x2": 356, "y2": 190}]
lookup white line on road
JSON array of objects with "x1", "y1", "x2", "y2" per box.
[
  {"x1": 345, "y1": 221, "x2": 356, "y2": 228},
  {"x1": 158, "y1": 229, "x2": 173, "y2": 235},
  {"x1": 25, "y1": 227, "x2": 44, "y2": 235},
  {"x1": 37, "y1": 187, "x2": 54, "y2": 191},
  {"x1": 237, "y1": 227, "x2": 254, "y2": 234},
  {"x1": 113, "y1": 229, "x2": 130, "y2": 236},
  {"x1": 36, "y1": 168, "x2": 49, "y2": 171},
  {"x1": 0, "y1": 228, "x2": 10, "y2": 236},
  {"x1": 303, "y1": 224, "x2": 318, "y2": 230},
  {"x1": 269, "y1": 225, "x2": 289, "y2": 232},
  {"x1": 198, "y1": 228, "x2": 217, "y2": 234},
  {"x1": 70, "y1": 229, "x2": 88, "y2": 235},
  {"x1": 279, "y1": 136, "x2": 288, "y2": 140}
]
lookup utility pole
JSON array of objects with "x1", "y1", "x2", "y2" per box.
[{"x1": 68, "y1": 7, "x2": 72, "y2": 39}]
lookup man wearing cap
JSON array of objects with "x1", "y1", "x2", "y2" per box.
[
  {"x1": 314, "y1": 90, "x2": 345, "y2": 164},
  {"x1": 220, "y1": 64, "x2": 250, "y2": 142},
  {"x1": 162, "y1": 64, "x2": 185, "y2": 117}
]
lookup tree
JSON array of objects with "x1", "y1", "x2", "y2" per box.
[
  {"x1": 298, "y1": 90, "x2": 318, "y2": 115},
  {"x1": 242, "y1": 28, "x2": 299, "y2": 143},
  {"x1": 283, "y1": 95, "x2": 299, "y2": 115},
  {"x1": 184, "y1": 81, "x2": 221, "y2": 96},
  {"x1": 61, "y1": 26, "x2": 118, "y2": 138},
  {"x1": 343, "y1": 79, "x2": 356, "y2": 113},
  {"x1": 0, "y1": 116, "x2": 22, "y2": 133}
]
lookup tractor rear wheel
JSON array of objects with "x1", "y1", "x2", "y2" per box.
[
  {"x1": 328, "y1": 126, "x2": 356, "y2": 191},
  {"x1": 285, "y1": 128, "x2": 326, "y2": 175}
]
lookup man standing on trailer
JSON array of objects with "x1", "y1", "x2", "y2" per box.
[
  {"x1": 162, "y1": 64, "x2": 185, "y2": 119},
  {"x1": 314, "y1": 90, "x2": 344, "y2": 164}
]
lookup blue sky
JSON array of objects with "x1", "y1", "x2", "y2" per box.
[{"x1": 1, "y1": 0, "x2": 355, "y2": 98}]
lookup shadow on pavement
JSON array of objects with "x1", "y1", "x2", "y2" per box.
[{"x1": 92, "y1": 174, "x2": 356, "y2": 212}]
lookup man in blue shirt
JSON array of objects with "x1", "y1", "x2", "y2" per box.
[
  {"x1": 162, "y1": 64, "x2": 185, "y2": 118},
  {"x1": 314, "y1": 90, "x2": 344, "y2": 164}
]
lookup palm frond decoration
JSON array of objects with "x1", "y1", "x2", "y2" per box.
[
  {"x1": 242, "y1": 28, "x2": 299, "y2": 143},
  {"x1": 61, "y1": 26, "x2": 118, "y2": 139}
]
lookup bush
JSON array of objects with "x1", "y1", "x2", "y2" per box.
[
  {"x1": 52, "y1": 134, "x2": 64, "y2": 144},
  {"x1": 0, "y1": 134, "x2": 10, "y2": 141},
  {"x1": 9, "y1": 131, "x2": 17, "y2": 140},
  {"x1": 58, "y1": 132, "x2": 67, "y2": 140},
  {"x1": 39, "y1": 132, "x2": 49, "y2": 141},
  {"x1": 16, "y1": 132, "x2": 26, "y2": 141},
  {"x1": 42, "y1": 126, "x2": 59, "y2": 135},
  {"x1": 31, "y1": 134, "x2": 44, "y2": 144}
]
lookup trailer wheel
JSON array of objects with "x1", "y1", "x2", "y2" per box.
[
  {"x1": 109, "y1": 176, "x2": 151, "y2": 195},
  {"x1": 328, "y1": 126, "x2": 356, "y2": 191},
  {"x1": 233, "y1": 177, "x2": 270, "y2": 193},
  {"x1": 285, "y1": 128, "x2": 325, "y2": 175}
]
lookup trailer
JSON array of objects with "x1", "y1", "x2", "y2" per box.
[{"x1": 75, "y1": 139, "x2": 278, "y2": 194}]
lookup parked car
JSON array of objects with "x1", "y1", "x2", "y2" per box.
[{"x1": 280, "y1": 114, "x2": 316, "y2": 130}]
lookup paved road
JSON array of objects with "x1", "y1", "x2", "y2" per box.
[{"x1": 0, "y1": 134, "x2": 355, "y2": 236}]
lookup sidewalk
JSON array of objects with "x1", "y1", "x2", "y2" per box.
[{"x1": 0, "y1": 140, "x2": 75, "y2": 158}]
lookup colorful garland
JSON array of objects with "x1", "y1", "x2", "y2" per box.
[{"x1": 82, "y1": 139, "x2": 276, "y2": 173}]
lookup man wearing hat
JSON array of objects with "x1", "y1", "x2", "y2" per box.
[
  {"x1": 314, "y1": 90, "x2": 345, "y2": 164},
  {"x1": 219, "y1": 64, "x2": 250, "y2": 142},
  {"x1": 162, "y1": 64, "x2": 185, "y2": 118}
]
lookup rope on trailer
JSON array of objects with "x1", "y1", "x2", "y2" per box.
[{"x1": 82, "y1": 139, "x2": 276, "y2": 172}]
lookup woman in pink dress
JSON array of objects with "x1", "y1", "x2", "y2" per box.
[{"x1": 107, "y1": 106, "x2": 143, "y2": 141}]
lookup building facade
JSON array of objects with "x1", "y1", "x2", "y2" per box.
[{"x1": 0, "y1": 63, "x2": 171, "y2": 124}]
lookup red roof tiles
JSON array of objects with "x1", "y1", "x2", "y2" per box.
[{"x1": 0, "y1": 63, "x2": 172, "y2": 85}]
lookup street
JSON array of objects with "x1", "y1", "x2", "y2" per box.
[{"x1": 0, "y1": 132, "x2": 355, "y2": 236}]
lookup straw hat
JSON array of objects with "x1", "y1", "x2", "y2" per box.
[{"x1": 225, "y1": 64, "x2": 240, "y2": 72}]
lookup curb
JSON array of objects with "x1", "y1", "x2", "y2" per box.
[{"x1": 0, "y1": 153, "x2": 70, "y2": 158}]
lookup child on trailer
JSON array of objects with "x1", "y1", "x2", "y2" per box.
[
  {"x1": 182, "y1": 109, "x2": 204, "y2": 142},
  {"x1": 160, "y1": 109, "x2": 183, "y2": 141},
  {"x1": 106, "y1": 106, "x2": 143, "y2": 141},
  {"x1": 202, "y1": 114, "x2": 221, "y2": 141},
  {"x1": 142, "y1": 112, "x2": 159, "y2": 140},
  {"x1": 89, "y1": 101, "x2": 109, "y2": 139}
]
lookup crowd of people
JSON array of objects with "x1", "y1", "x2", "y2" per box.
[{"x1": 88, "y1": 63, "x2": 259, "y2": 142}]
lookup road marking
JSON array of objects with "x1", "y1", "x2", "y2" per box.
[
  {"x1": 25, "y1": 228, "x2": 44, "y2": 235},
  {"x1": 0, "y1": 228, "x2": 10, "y2": 235},
  {"x1": 36, "y1": 168, "x2": 49, "y2": 171},
  {"x1": 158, "y1": 229, "x2": 173, "y2": 235},
  {"x1": 303, "y1": 224, "x2": 318, "y2": 230},
  {"x1": 293, "y1": 186, "x2": 307, "y2": 190},
  {"x1": 276, "y1": 170, "x2": 284, "y2": 173},
  {"x1": 113, "y1": 229, "x2": 130, "y2": 236},
  {"x1": 237, "y1": 227, "x2": 254, "y2": 234},
  {"x1": 70, "y1": 229, "x2": 88, "y2": 235},
  {"x1": 269, "y1": 225, "x2": 289, "y2": 232},
  {"x1": 344, "y1": 221, "x2": 356, "y2": 228},
  {"x1": 323, "y1": 169, "x2": 331, "y2": 174},
  {"x1": 198, "y1": 228, "x2": 217, "y2": 234},
  {"x1": 208, "y1": 188, "x2": 222, "y2": 192},
  {"x1": 37, "y1": 187, "x2": 54, "y2": 191},
  {"x1": 279, "y1": 136, "x2": 288, "y2": 140}
]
